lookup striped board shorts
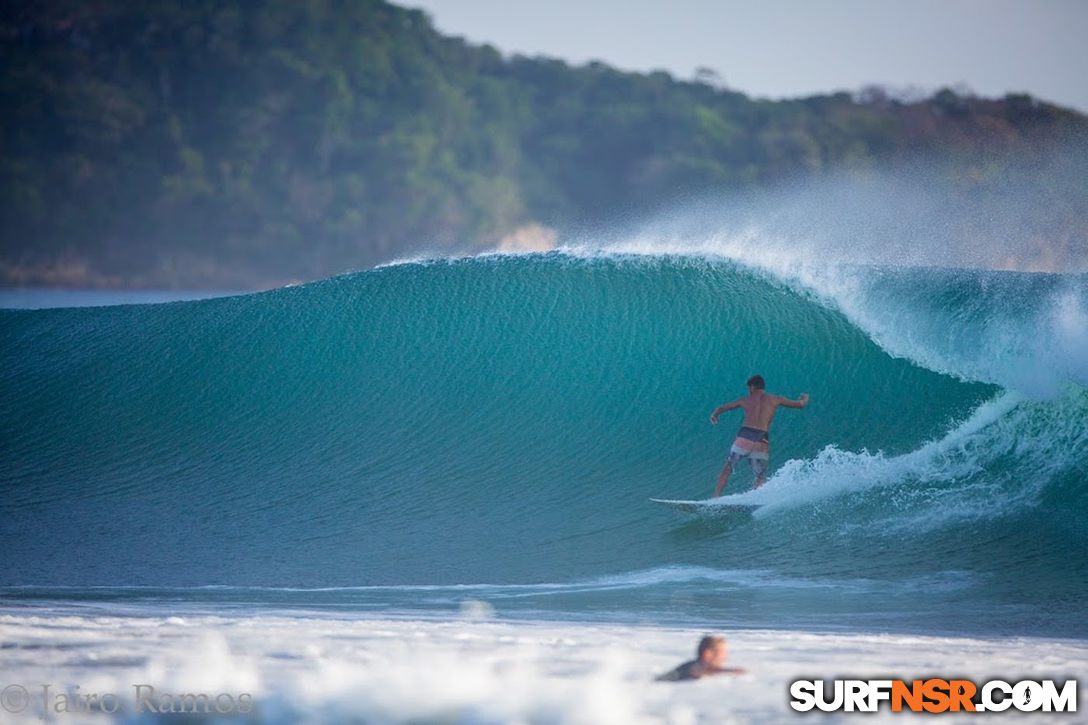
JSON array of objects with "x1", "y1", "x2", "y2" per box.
[{"x1": 728, "y1": 425, "x2": 770, "y2": 478}]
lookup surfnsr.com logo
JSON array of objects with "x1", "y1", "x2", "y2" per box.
[{"x1": 790, "y1": 679, "x2": 1077, "y2": 713}]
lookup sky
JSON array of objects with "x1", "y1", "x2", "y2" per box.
[{"x1": 407, "y1": 0, "x2": 1088, "y2": 112}]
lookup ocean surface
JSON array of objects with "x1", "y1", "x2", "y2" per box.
[
  {"x1": 2, "y1": 251, "x2": 1086, "y2": 640},
  {"x1": 0, "y1": 288, "x2": 238, "y2": 309}
]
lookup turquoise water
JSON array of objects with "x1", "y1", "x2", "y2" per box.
[
  {"x1": 0, "y1": 288, "x2": 238, "y2": 309},
  {"x1": 2, "y1": 253, "x2": 1085, "y2": 636}
]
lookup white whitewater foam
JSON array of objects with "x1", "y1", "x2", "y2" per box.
[{"x1": 1, "y1": 608, "x2": 1084, "y2": 723}]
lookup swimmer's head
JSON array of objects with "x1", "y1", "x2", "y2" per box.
[
  {"x1": 697, "y1": 635, "x2": 727, "y2": 667},
  {"x1": 747, "y1": 374, "x2": 765, "y2": 391}
]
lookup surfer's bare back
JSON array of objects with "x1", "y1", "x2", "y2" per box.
[{"x1": 709, "y1": 375, "x2": 809, "y2": 496}]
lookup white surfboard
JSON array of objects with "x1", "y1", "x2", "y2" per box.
[{"x1": 650, "y1": 497, "x2": 761, "y2": 514}]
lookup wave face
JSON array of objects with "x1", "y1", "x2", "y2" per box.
[{"x1": 2, "y1": 254, "x2": 1086, "y2": 636}]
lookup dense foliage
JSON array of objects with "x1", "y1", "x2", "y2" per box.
[{"x1": 2, "y1": 0, "x2": 1086, "y2": 287}]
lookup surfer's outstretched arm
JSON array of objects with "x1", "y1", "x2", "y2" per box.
[
  {"x1": 710, "y1": 399, "x2": 743, "y2": 424},
  {"x1": 777, "y1": 393, "x2": 810, "y2": 409}
]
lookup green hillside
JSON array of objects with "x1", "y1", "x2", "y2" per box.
[{"x1": 2, "y1": 0, "x2": 1086, "y2": 287}]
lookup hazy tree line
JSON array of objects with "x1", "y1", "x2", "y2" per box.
[{"x1": 2, "y1": 0, "x2": 1085, "y2": 287}]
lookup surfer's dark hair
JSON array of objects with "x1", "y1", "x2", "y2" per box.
[
  {"x1": 747, "y1": 374, "x2": 765, "y2": 390},
  {"x1": 698, "y1": 635, "x2": 723, "y2": 657}
]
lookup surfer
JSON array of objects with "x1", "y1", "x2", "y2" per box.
[
  {"x1": 709, "y1": 375, "x2": 809, "y2": 495},
  {"x1": 655, "y1": 635, "x2": 746, "y2": 681}
]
